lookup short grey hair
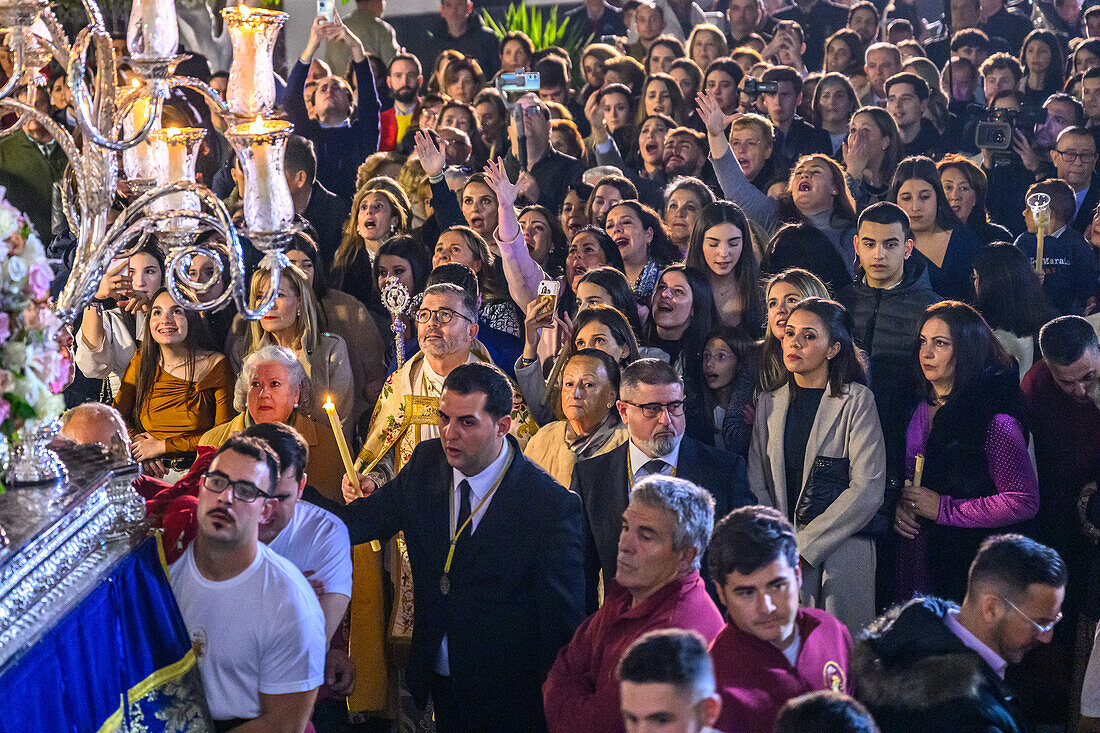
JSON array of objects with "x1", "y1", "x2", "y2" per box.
[
  {"x1": 235, "y1": 344, "x2": 312, "y2": 415},
  {"x1": 629, "y1": 475, "x2": 715, "y2": 571}
]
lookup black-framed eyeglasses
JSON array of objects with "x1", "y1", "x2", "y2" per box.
[
  {"x1": 1054, "y1": 150, "x2": 1097, "y2": 163},
  {"x1": 200, "y1": 471, "x2": 271, "y2": 503},
  {"x1": 414, "y1": 307, "x2": 474, "y2": 325},
  {"x1": 999, "y1": 595, "x2": 1062, "y2": 635},
  {"x1": 622, "y1": 400, "x2": 686, "y2": 418}
]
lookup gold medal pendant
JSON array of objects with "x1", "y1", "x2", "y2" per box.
[{"x1": 440, "y1": 573, "x2": 450, "y2": 595}]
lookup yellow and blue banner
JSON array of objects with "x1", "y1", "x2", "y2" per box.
[{"x1": 0, "y1": 535, "x2": 211, "y2": 732}]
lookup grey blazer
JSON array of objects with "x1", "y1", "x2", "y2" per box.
[{"x1": 748, "y1": 381, "x2": 886, "y2": 566}]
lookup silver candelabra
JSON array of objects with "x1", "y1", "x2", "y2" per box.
[{"x1": 0, "y1": 0, "x2": 298, "y2": 324}]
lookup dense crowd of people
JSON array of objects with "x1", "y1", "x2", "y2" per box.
[{"x1": 27, "y1": 0, "x2": 1100, "y2": 728}]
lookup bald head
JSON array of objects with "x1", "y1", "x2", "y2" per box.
[{"x1": 60, "y1": 403, "x2": 130, "y2": 449}]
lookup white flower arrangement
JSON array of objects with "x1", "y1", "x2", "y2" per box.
[{"x1": 0, "y1": 187, "x2": 66, "y2": 462}]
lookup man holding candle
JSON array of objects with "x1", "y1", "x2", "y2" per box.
[
  {"x1": 286, "y1": 15, "x2": 381, "y2": 200},
  {"x1": 340, "y1": 362, "x2": 585, "y2": 731}
]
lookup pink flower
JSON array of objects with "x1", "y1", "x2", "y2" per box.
[
  {"x1": 50, "y1": 354, "x2": 72, "y2": 394},
  {"x1": 0, "y1": 312, "x2": 9, "y2": 344},
  {"x1": 27, "y1": 262, "x2": 52, "y2": 300},
  {"x1": 0, "y1": 398, "x2": 8, "y2": 423}
]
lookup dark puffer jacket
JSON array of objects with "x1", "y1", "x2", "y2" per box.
[
  {"x1": 852, "y1": 596, "x2": 1030, "y2": 733},
  {"x1": 838, "y1": 257, "x2": 940, "y2": 477}
]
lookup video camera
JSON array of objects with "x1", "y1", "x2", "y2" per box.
[
  {"x1": 741, "y1": 77, "x2": 779, "y2": 96},
  {"x1": 495, "y1": 69, "x2": 541, "y2": 170},
  {"x1": 975, "y1": 105, "x2": 1044, "y2": 166}
]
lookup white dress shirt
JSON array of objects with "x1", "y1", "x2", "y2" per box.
[{"x1": 627, "y1": 436, "x2": 683, "y2": 484}]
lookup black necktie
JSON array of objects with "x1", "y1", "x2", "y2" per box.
[
  {"x1": 642, "y1": 459, "x2": 668, "y2": 476},
  {"x1": 455, "y1": 479, "x2": 472, "y2": 539}
]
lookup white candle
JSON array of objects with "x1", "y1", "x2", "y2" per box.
[
  {"x1": 150, "y1": 126, "x2": 205, "y2": 226},
  {"x1": 224, "y1": 5, "x2": 286, "y2": 117},
  {"x1": 126, "y1": 0, "x2": 179, "y2": 59},
  {"x1": 122, "y1": 79, "x2": 164, "y2": 183},
  {"x1": 227, "y1": 118, "x2": 294, "y2": 232}
]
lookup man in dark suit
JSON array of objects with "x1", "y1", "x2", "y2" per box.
[
  {"x1": 571, "y1": 359, "x2": 755, "y2": 607},
  {"x1": 0, "y1": 85, "x2": 67, "y2": 238},
  {"x1": 339, "y1": 363, "x2": 585, "y2": 732}
]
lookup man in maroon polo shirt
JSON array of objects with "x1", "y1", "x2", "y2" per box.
[
  {"x1": 708, "y1": 506, "x2": 852, "y2": 733},
  {"x1": 542, "y1": 475, "x2": 724, "y2": 733}
]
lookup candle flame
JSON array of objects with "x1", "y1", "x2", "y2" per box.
[
  {"x1": 130, "y1": 77, "x2": 141, "y2": 89},
  {"x1": 165, "y1": 126, "x2": 180, "y2": 137},
  {"x1": 323, "y1": 395, "x2": 335, "y2": 411},
  {"x1": 239, "y1": 3, "x2": 251, "y2": 17},
  {"x1": 249, "y1": 117, "x2": 266, "y2": 134}
]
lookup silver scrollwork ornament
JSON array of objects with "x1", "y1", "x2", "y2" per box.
[{"x1": 381, "y1": 276, "x2": 410, "y2": 369}]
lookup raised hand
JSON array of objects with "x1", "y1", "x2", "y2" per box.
[
  {"x1": 696, "y1": 91, "x2": 739, "y2": 138},
  {"x1": 484, "y1": 157, "x2": 520, "y2": 210},
  {"x1": 414, "y1": 129, "x2": 446, "y2": 178}
]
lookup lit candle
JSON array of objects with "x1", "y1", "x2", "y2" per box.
[
  {"x1": 122, "y1": 78, "x2": 164, "y2": 183},
  {"x1": 325, "y1": 395, "x2": 380, "y2": 549},
  {"x1": 223, "y1": 5, "x2": 287, "y2": 117},
  {"x1": 913, "y1": 453, "x2": 924, "y2": 488},
  {"x1": 126, "y1": 0, "x2": 179, "y2": 59},
  {"x1": 226, "y1": 118, "x2": 294, "y2": 232},
  {"x1": 323, "y1": 395, "x2": 358, "y2": 487},
  {"x1": 151, "y1": 126, "x2": 205, "y2": 223}
]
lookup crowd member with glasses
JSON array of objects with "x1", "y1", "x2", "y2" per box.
[
  {"x1": 748, "y1": 298, "x2": 886, "y2": 632},
  {"x1": 853, "y1": 534, "x2": 1066, "y2": 733},
  {"x1": 1048, "y1": 127, "x2": 1100, "y2": 234},
  {"x1": 570, "y1": 358, "x2": 754, "y2": 609},
  {"x1": 348, "y1": 282, "x2": 536, "y2": 498},
  {"x1": 168, "y1": 435, "x2": 326, "y2": 732}
]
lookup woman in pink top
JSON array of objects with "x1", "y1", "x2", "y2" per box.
[{"x1": 894, "y1": 301, "x2": 1039, "y2": 601}]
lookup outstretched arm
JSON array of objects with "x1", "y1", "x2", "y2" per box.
[{"x1": 485, "y1": 157, "x2": 547, "y2": 308}]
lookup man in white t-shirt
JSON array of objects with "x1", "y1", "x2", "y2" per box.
[
  {"x1": 168, "y1": 435, "x2": 326, "y2": 732},
  {"x1": 243, "y1": 421, "x2": 354, "y2": 696}
]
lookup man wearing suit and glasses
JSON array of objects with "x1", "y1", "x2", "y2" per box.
[{"x1": 571, "y1": 358, "x2": 756, "y2": 608}]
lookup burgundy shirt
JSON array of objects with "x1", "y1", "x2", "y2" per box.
[
  {"x1": 1023, "y1": 359, "x2": 1100, "y2": 541},
  {"x1": 710, "y1": 607, "x2": 852, "y2": 733},
  {"x1": 542, "y1": 571, "x2": 724, "y2": 733}
]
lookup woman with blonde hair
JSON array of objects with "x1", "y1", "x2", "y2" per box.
[
  {"x1": 228, "y1": 265, "x2": 355, "y2": 431},
  {"x1": 330, "y1": 184, "x2": 409, "y2": 309},
  {"x1": 688, "y1": 24, "x2": 729, "y2": 74}
]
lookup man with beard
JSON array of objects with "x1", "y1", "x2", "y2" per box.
[
  {"x1": 380, "y1": 53, "x2": 422, "y2": 151},
  {"x1": 571, "y1": 359, "x2": 754, "y2": 609},
  {"x1": 168, "y1": 436, "x2": 326, "y2": 731},
  {"x1": 852, "y1": 535, "x2": 1065, "y2": 732},
  {"x1": 663, "y1": 127, "x2": 715, "y2": 186}
]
